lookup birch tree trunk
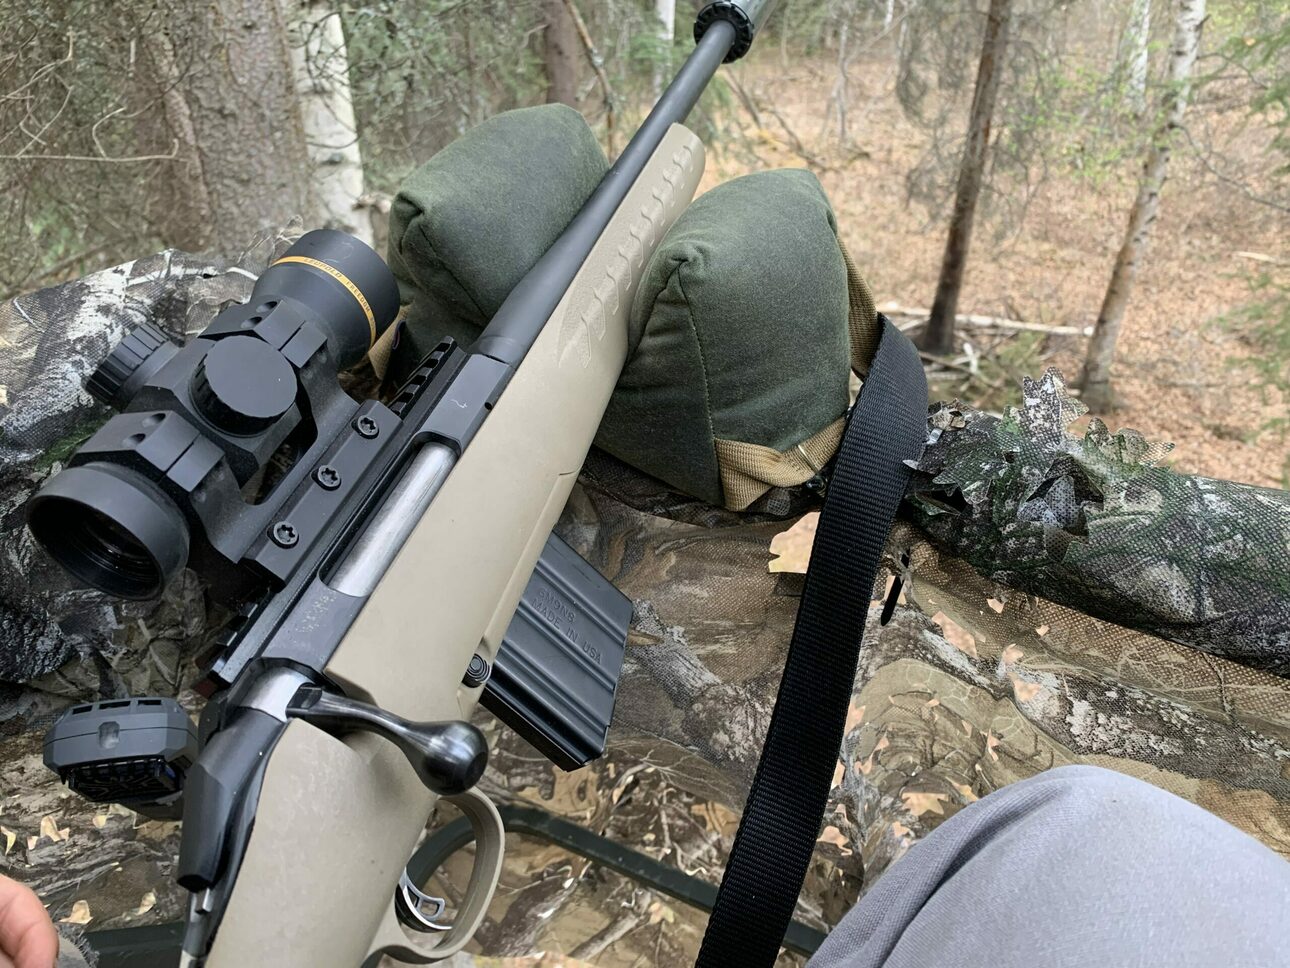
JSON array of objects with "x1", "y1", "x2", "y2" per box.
[
  {"x1": 1125, "y1": 0, "x2": 1152, "y2": 114},
  {"x1": 919, "y1": 0, "x2": 1013, "y2": 356},
  {"x1": 834, "y1": 15, "x2": 852, "y2": 143},
  {"x1": 543, "y1": 0, "x2": 580, "y2": 108},
  {"x1": 653, "y1": 0, "x2": 676, "y2": 97},
  {"x1": 1080, "y1": 0, "x2": 1206, "y2": 413},
  {"x1": 149, "y1": 0, "x2": 314, "y2": 252},
  {"x1": 281, "y1": 0, "x2": 374, "y2": 247}
]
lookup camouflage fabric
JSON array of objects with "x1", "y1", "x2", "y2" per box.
[
  {"x1": 1, "y1": 255, "x2": 1289, "y2": 961},
  {"x1": 904, "y1": 369, "x2": 1290, "y2": 676}
]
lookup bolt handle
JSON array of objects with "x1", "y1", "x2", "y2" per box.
[{"x1": 287, "y1": 686, "x2": 487, "y2": 796}]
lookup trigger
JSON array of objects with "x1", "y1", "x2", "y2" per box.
[
  {"x1": 396, "y1": 870, "x2": 451, "y2": 932},
  {"x1": 367, "y1": 788, "x2": 504, "y2": 964}
]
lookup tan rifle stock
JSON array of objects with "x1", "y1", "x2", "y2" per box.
[{"x1": 203, "y1": 124, "x2": 705, "y2": 967}]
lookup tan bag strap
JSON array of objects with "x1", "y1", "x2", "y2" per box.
[
  {"x1": 367, "y1": 307, "x2": 406, "y2": 381},
  {"x1": 839, "y1": 237, "x2": 880, "y2": 378}
]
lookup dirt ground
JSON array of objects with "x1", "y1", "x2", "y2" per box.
[{"x1": 700, "y1": 54, "x2": 1287, "y2": 488}]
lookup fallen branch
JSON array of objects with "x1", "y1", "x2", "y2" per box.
[
  {"x1": 570, "y1": 911, "x2": 646, "y2": 959},
  {"x1": 919, "y1": 351, "x2": 1006, "y2": 391},
  {"x1": 1233, "y1": 251, "x2": 1288, "y2": 267},
  {"x1": 878, "y1": 302, "x2": 1093, "y2": 337}
]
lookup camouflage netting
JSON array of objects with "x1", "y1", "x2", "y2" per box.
[
  {"x1": 1, "y1": 252, "x2": 1288, "y2": 962},
  {"x1": 907, "y1": 370, "x2": 1290, "y2": 675}
]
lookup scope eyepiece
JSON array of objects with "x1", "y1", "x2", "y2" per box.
[{"x1": 27, "y1": 462, "x2": 190, "y2": 600}]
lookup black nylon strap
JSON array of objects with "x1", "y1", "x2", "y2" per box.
[{"x1": 695, "y1": 318, "x2": 927, "y2": 966}]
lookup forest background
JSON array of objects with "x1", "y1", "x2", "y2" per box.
[{"x1": 1, "y1": 0, "x2": 1287, "y2": 486}]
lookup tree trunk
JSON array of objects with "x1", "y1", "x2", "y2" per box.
[
  {"x1": 149, "y1": 0, "x2": 314, "y2": 251},
  {"x1": 137, "y1": 26, "x2": 213, "y2": 252},
  {"x1": 281, "y1": 0, "x2": 374, "y2": 247},
  {"x1": 919, "y1": 0, "x2": 1013, "y2": 356},
  {"x1": 1080, "y1": 0, "x2": 1205, "y2": 413},
  {"x1": 834, "y1": 13, "x2": 853, "y2": 143},
  {"x1": 1125, "y1": 0, "x2": 1152, "y2": 113},
  {"x1": 653, "y1": 0, "x2": 676, "y2": 97},
  {"x1": 543, "y1": 0, "x2": 579, "y2": 108}
]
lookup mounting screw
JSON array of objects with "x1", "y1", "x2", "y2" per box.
[
  {"x1": 314, "y1": 464, "x2": 341, "y2": 490},
  {"x1": 354, "y1": 415, "x2": 379, "y2": 439},
  {"x1": 270, "y1": 521, "x2": 299, "y2": 548},
  {"x1": 462, "y1": 654, "x2": 490, "y2": 688}
]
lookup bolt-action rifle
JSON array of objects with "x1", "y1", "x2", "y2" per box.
[{"x1": 26, "y1": 2, "x2": 777, "y2": 964}]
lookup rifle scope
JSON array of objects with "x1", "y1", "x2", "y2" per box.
[{"x1": 27, "y1": 230, "x2": 400, "y2": 600}]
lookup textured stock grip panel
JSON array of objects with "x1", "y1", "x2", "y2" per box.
[
  {"x1": 203, "y1": 125, "x2": 704, "y2": 968},
  {"x1": 207, "y1": 722, "x2": 428, "y2": 967}
]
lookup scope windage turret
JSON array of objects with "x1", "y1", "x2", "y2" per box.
[{"x1": 27, "y1": 230, "x2": 400, "y2": 601}]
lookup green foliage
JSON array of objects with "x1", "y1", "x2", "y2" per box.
[
  {"x1": 896, "y1": 0, "x2": 1135, "y2": 230},
  {"x1": 341, "y1": 0, "x2": 700, "y2": 194},
  {"x1": 1224, "y1": 9, "x2": 1290, "y2": 165},
  {"x1": 33, "y1": 418, "x2": 103, "y2": 472},
  {"x1": 342, "y1": 1, "x2": 548, "y2": 195},
  {"x1": 1005, "y1": 61, "x2": 1149, "y2": 188},
  {"x1": 974, "y1": 331, "x2": 1046, "y2": 411},
  {"x1": 890, "y1": 0, "x2": 1290, "y2": 243}
]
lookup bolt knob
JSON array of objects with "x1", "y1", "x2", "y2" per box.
[
  {"x1": 86, "y1": 321, "x2": 173, "y2": 408},
  {"x1": 191, "y1": 336, "x2": 296, "y2": 436},
  {"x1": 287, "y1": 686, "x2": 488, "y2": 796}
]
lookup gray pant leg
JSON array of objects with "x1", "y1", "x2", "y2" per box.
[{"x1": 808, "y1": 765, "x2": 1290, "y2": 968}]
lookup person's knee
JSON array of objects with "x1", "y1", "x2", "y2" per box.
[
  {"x1": 950, "y1": 764, "x2": 1223, "y2": 869},
  {"x1": 1007, "y1": 763, "x2": 1182, "y2": 817},
  {"x1": 982, "y1": 764, "x2": 1283, "y2": 886},
  {"x1": 1029, "y1": 762, "x2": 1163, "y2": 795}
]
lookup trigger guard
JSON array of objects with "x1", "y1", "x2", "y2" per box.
[{"x1": 370, "y1": 788, "x2": 505, "y2": 964}]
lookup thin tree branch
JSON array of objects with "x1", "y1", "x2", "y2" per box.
[
  {"x1": 0, "y1": 142, "x2": 180, "y2": 163},
  {"x1": 560, "y1": 0, "x2": 617, "y2": 154},
  {"x1": 1178, "y1": 124, "x2": 1290, "y2": 214}
]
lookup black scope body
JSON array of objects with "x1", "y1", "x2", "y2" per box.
[{"x1": 27, "y1": 230, "x2": 400, "y2": 601}]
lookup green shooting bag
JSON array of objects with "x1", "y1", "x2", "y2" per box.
[
  {"x1": 603, "y1": 167, "x2": 879, "y2": 509},
  {"x1": 384, "y1": 104, "x2": 610, "y2": 379},
  {"x1": 386, "y1": 105, "x2": 882, "y2": 510}
]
